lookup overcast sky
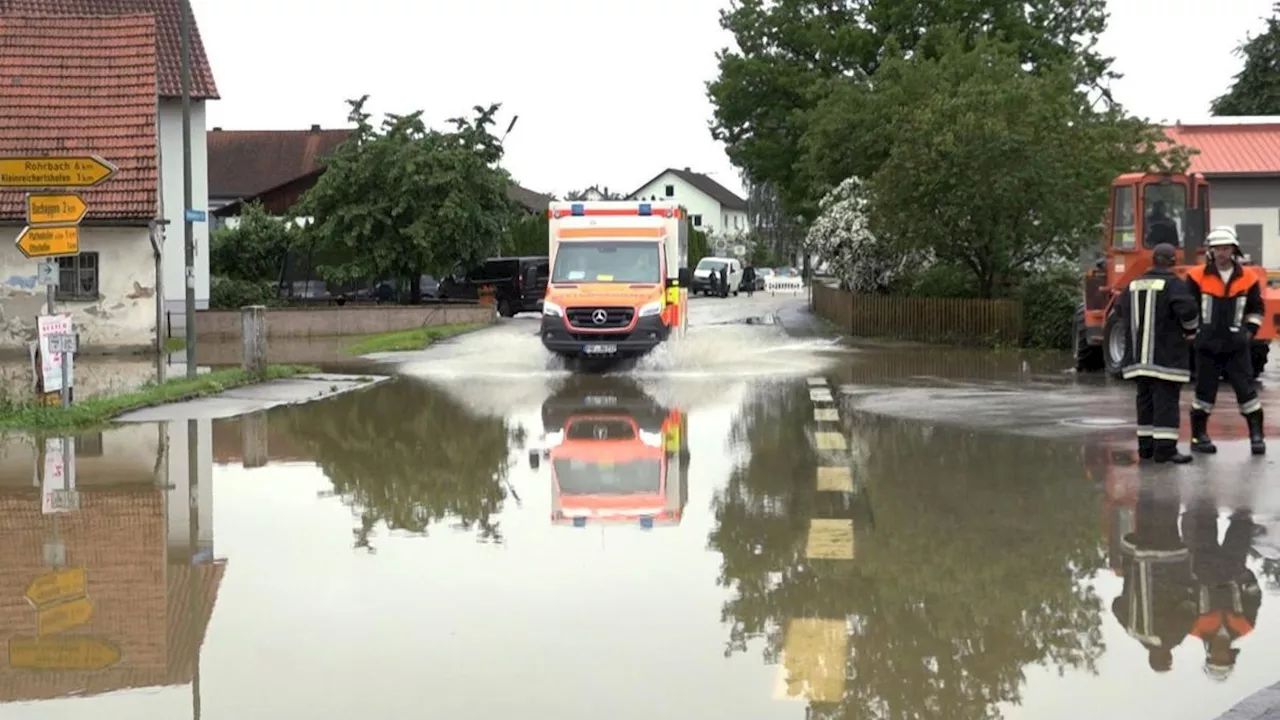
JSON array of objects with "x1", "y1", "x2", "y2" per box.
[{"x1": 194, "y1": 0, "x2": 1276, "y2": 200}]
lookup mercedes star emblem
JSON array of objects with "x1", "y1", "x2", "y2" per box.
[{"x1": 591, "y1": 309, "x2": 608, "y2": 325}]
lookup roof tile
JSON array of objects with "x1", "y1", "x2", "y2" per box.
[
  {"x1": 1164, "y1": 123, "x2": 1280, "y2": 175},
  {"x1": 207, "y1": 128, "x2": 353, "y2": 198},
  {"x1": 0, "y1": 14, "x2": 159, "y2": 221},
  {"x1": 0, "y1": 0, "x2": 217, "y2": 98}
]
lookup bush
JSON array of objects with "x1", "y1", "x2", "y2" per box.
[
  {"x1": 210, "y1": 276, "x2": 280, "y2": 309},
  {"x1": 899, "y1": 264, "x2": 982, "y2": 298},
  {"x1": 1018, "y1": 269, "x2": 1079, "y2": 349}
]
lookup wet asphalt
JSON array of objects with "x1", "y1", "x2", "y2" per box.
[{"x1": 2, "y1": 290, "x2": 1280, "y2": 719}]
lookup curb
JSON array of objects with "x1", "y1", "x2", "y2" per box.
[{"x1": 1213, "y1": 680, "x2": 1280, "y2": 719}]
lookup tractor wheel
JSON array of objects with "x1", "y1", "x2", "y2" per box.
[
  {"x1": 1073, "y1": 303, "x2": 1103, "y2": 372},
  {"x1": 1103, "y1": 311, "x2": 1127, "y2": 380}
]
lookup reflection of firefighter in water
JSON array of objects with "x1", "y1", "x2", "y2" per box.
[
  {"x1": 1111, "y1": 468, "x2": 1197, "y2": 672},
  {"x1": 1182, "y1": 492, "x2": 1263, "y2": 681},
  {"x1": 540, "y1": 376, "x2": 690, "y2": 527}
]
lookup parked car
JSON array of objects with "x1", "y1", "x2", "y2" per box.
[
  {"x1": 691, "y1": 257, "x2": 743, "y2": 297},
  {"x1": 437, "y1": 256, "x2": 549, "y2": 317}
]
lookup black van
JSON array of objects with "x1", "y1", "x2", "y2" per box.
[{"x1": 437, "y1": 256, "x2": 549, "y2": 317}]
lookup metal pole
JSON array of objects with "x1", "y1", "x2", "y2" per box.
[
  {"x1": 188, "y1": 417, "x2": 201, "y2": 719},
  {"x1": 179, "y1": 0, "x2": 196, "y2": 378}
]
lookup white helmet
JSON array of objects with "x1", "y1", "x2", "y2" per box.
[{"x1": 1206, "y1": 226, "x2": 1240, "y2": 248}]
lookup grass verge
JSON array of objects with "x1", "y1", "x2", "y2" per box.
[
  {"x1": 164, "y1": 337, "x2": 186, "y2": 352},
  {"x1": 343, "y1": 323, "x2": 487, "y2": 355},
  {"x1": 0, "y1": 364, "x2": 319, "y2": 433}
]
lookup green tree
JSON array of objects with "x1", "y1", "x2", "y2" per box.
[
  {"x1": 707, "y1": 0, "x2": 1114, "y2": 219},
  {"x1": 1212, "y1": 3, "x2": 1280, "y2": 115},
  {"x1": 275, "y1": 377, "x2": 518, "y2": 551},
  {"x1": 858, "y1": 33, "x2": 1187, "y2": 297},
  {"x1": 209, "y1": 200, "x2": 295, "y2": 282},
  {"x1": 298, "y1": 96, "x2": 515, "y2": 301},
  {"x1": 505, "y1": 213, "x2": 548, "y2": 256}
]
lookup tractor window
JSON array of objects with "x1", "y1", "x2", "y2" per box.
[
  {"x1": 1143, "y1": 183, "x2": 1187, "y2": 248},
  {"x1": 1112, "y1": 186, "x2": 1135, "y2": 249}
]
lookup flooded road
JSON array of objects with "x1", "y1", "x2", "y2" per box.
[{"x1": 3, "y1": 294, "x2": 1280, "y2": 719}]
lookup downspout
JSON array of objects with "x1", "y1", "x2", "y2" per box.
[{"x1": 152, "y1": 90, "x2": 167, "y2": 379}]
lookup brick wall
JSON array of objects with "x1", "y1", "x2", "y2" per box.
[{"x1": 193, "y1": 304, "x2": 495, "y2": 339}]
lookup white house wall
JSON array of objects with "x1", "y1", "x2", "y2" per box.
[
  {"x1": 158, "y1": 99, "x2": 210, "y2": 318},
  {"x1": 0, "y1": 226, "x2": 155, "y2": 350},
  {"x1": 631, "y1": 174, "x2": 749, "y2": 238}
]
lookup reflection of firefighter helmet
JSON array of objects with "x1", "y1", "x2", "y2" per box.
[{"x1": 1204, "y1": 661, "x2": 1234, "y2": 682}]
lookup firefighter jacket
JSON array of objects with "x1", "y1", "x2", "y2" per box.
[
  {"x1": 1111, "y1": 487, "x2": 1197, "y2": 655},
  {"x1": 1184, "y1": 504, "x2": 1262, "y2": 648},
  {"x1": 1185, "y1": 261, "x2": 1264, "y2": 352},
  {"x1": 1117, "y1": 267, "x2": 1199, "y2": 382}
]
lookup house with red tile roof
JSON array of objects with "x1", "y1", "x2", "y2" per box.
[
  {"x1": 1165, "y1": 117, "x2": 1280, "y2": 266},
  {"x1": 0, "y1": 0, "x2": 220, "y2": 331},
  {"x1": 0, "y1": 14, "x2": 163, "y2": 350}
]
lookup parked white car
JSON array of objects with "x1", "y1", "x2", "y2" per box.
[{"x1": 692, "y1": 257, "x2": 743, "y2": 297}]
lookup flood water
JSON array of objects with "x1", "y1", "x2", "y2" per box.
[{"x1": 3, "y1": 295, "x2": 1280, "y2": 719}]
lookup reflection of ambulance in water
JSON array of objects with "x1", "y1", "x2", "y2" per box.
[
  {"x1": 540, "y1": 201, "x2": 690, "y2": 359},
  {"x1": 541, "y1": 377, "x2": 690, "y2": 527}
]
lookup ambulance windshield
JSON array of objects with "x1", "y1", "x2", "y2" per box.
[{"x1": 552, "y1": 241, "x2": 661, "y2": 283}]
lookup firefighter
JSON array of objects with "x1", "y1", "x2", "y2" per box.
[
  {"x1": 1182, "y1": 491, "x2": 1262, "y2": 681},
  {"x1": 1117, "y1": 242, "x2": 1199, "y2": 463},
  {"x1": 1111, "y1": 468, "x2": 1197, "y2": 672},
  {"x1": 1186, "y1": 226, "x2": 1266, "y2": 455}
]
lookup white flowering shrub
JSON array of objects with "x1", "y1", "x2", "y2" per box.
[{"x1": 803, "y1": 177, "x2": 931, "y2": 292}]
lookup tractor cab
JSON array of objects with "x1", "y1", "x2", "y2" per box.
[{"x1": 1073, "y1": 171, "x2": 1274, "y2": 378}]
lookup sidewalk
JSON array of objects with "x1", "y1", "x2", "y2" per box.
[
  {"x1": 113, "y1": 373, "x2": 388, "y2": 422},
  {"x1": 1215, "y1": 680, "x2": 1280, "y2": 719}
]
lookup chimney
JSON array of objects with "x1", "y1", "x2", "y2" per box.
[
  {"x1": 683, "y1": 167, "x2": 691, "y2": 172},
  {"x1": 310, "y1": 124, "x2": 321, "y2": 132},
  {"x1": 212, "y1": 127, "x2": 222, "y2": 131}
]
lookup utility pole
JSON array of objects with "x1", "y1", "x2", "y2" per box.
[{"x1": 179, "y1": 0, "x2": 196, "y2": 378}]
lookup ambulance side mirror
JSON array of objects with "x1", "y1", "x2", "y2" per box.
[{"x1": 678, "y1": 267, "x2": 692, "y2": 286}]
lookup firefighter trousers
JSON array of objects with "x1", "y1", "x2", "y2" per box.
[
  {"x1": 1192, "y1": 348, "x2": 1261, "y2": 417},
  {"x1": 1136, "y1": 378, "x2": 1182, "y2": 457}
]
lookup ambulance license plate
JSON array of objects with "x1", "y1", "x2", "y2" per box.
[{"x1": 584, "y1": 344, "x2": 617, "y2": 355}]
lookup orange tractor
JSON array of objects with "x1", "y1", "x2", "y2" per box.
[{"x1": 1073, "y1": 171, "x2": 1280, "y2": 379}]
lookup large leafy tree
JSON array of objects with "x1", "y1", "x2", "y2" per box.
[
  {"x1": 1212, "y1": 3, "x2": 1280, "y2": 115},
  {"x1": 709, "y1": 382, "x2": 1107, "y2": 718},
  {"x1": 856, "y1": 33, "x2": 1187, "y2": 297},
  {"x1": 298, "y1": 97, "x2": 514, "y2": 301},
  {"x1": 707, "y1": 0, "x2": 1114, "y2": 220}
]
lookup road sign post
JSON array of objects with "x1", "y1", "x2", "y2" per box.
[{"x1": 3, "y1": 156, "x2": 113, "y2": 405}]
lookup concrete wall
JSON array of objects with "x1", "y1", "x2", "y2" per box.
[
  {"x1": 1208, "y1": 176, "x2": 1280, "y2": 267},
  {"x1": 192, "y1": 304, "x2": 494, "y2": 339},
  {"x1": 630, "y1": 172, "x2": 750, "y2": 239},
  {"x1": 158, "y1": 99, "x2": 210, "y2": 317},
  {"x1": 0, "y1": 357, "x2": 158, "y2": 404},
  {"x1": 0, "y1": 226, "x2": 157, "y2": 351}
]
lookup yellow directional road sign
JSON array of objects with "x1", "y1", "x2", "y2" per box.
[
  {"x1": 27, "y1": 193, "x2": 88, "y2": 225},
  {"x1": 0, "y1": 155, "x2": 116, "y2": 188},
  {"x1": 38, "y1": 597, "x2": 94, "y2": 636},
  {"x1": 24, "y1": 568, "x2": 87, "y2": 608},
  {"x1": 8, "y1": 636, "x2": 120, "y2": 671},
  {"x1": 15, "y1": 225, "x2": 79, "y2": 259}
]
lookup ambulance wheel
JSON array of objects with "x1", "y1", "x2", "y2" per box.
[
  {"x1": 1253, "y1": 341, "x2": 1270, "y2": 380},
  {"x1": 1072, "y1": 304, "x2": 1103, "y2": 372},
  {"x1": 1103, "y1": 311, "x2": 1126, "y2": 380}
]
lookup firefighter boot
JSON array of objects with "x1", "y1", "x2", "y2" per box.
[
  {"x1": 1247, "y1": 410, "x2": 1266, "y2": 455},
  {"x1": 1154, "y1": 439, "x2": 1193, "y2": 464},
  {"x1": 1138, "y1": 436, "x2": 1154, "y2": 460},
  {"x1": 1190, "y1": 410, "x2": 1217, "y2": 454}
]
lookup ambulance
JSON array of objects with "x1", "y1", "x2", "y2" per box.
[
  {"x1": 540, "y1": 201, "x2": 689, "y2": 359},
  {"x1": 541, "y1": 377, "x2": 690, "y2": 528}
]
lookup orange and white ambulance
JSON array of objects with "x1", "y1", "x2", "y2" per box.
[{"x1": 540, "y1": 201, "x2": 689, "y2": 359}]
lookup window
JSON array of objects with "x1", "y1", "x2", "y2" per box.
[
  {"x1": 664, "y1": 184, "x2": 674, "y2": 197},
  {"x1": 734, "y1": 214, "x2": 741, "y2": 229},
  {"x1": 56, "y1": 252, "x2": 99, "y2": 301},
  {"x1": 691, "y1": 214, "x2": 702, "y2": 227},
  {"x1": 1111, "y1": 186, "x2": 1135, "y2": 249},
  {"x1": 1142, "y1": 181, "x2": 1187, "y2": 248},
  {"x1": 551, "y1": 241, "x2": 661, "y2": 283}
]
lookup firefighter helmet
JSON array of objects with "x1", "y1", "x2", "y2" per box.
[{"x1": 1206, "y1": 227, "x2": 1240, "y2": 248}]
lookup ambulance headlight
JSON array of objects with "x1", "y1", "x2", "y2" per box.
[
  {"x1": 638, "y1": 301, "x2": 662, "y2": 317},
  {"x1": 543, "y1": 300, "x2": 563, "y2": 317}
]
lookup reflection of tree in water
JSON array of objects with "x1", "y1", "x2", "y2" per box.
[
  {"x1": 711, "y1": 383, "x2": 1107, "y2": 718},
  {"x1": 276, "y1": 377, "x2": 518, "y2": 551}
]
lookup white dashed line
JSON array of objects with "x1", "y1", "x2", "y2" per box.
[{"x1": 816, "y1": 466, "x2": 854, "y2": 492}]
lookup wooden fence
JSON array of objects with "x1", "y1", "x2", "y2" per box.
[{"x1": 811, "y1": 282, "x2": 1024, "y2": 346}]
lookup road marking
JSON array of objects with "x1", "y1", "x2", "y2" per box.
[
  {"x1": 814, "y1": 431, "x2": 846, "y2": 451},
  {"x1": 773, "y1": 618, "x2": 848, "y2": 702},
  {"x1": 807, "y1": 377, "x2": 827, "y2": 386},
  {"x1": 805, "y1": 518, "x2": 854, "y2": 560},
  {"x1": 809, "y1": 388, "x2": 833, "y2": 402},
  {"x1": 816, "y1": 466, "x2": 854, "y2": 492},
  {"x1": 814, "y1": 408, "x2": 839, "y2": 422}
]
